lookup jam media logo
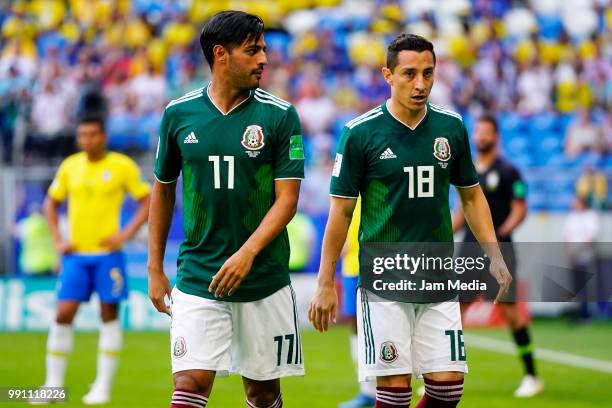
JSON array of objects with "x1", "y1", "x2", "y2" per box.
[
  {"x1": 380, "y1": 341, "x2": 398, "y2": 363},
  {"x1": 173, "y1": 336, "x2": 187, "y2": 358},
  {"x1": 241, "y1": 125, "x2": 265, "y2": 150},
  {"x1": 433, "y1": 137, "x2": 451, "y2": 162}
]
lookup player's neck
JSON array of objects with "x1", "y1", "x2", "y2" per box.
[
  {"x1": 476, "y1": 150, "x2": 497, "y2": 171},
  {"x1": 387, "y1": 98, "x2": 427, "y2": 129},
  {"x1": 86, "y1": 151, "x2": 106, "y2": 162},
  {"x1": 208, "y1": 79, "x2": 251, "y2": 114}
]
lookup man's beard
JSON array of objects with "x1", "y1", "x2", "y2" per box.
[
  {"x1": 477, "y1": 142, "x2": 496, "y2": 154},
  {"x1": 229, "y1": 66, "x2": 261, "y2": 91}
]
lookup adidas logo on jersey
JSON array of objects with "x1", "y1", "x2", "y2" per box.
[
  {"x1": 380, "y1": 148, "x2": 397, "y2": 159},
  {"x1": 184, "y1": 132, "x2": 198, "y2": 144}
]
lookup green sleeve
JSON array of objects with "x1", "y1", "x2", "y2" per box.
[
  {"x1": 450, "y1": 122, "x2": 479, "y2": 188},
  {"x1": 154, "y1": 109, "x2": 182, "y2": 183},
  {"x1": 273, "y1": 105, "x2": 305, "y2": 179},
  {"x1": 329, "y1": 126, "x2": 364, "y2": 198}
]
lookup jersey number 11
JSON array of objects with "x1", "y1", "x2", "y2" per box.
[{"x1": 209, "y1": 155, "x2": 234, "y2": 189}]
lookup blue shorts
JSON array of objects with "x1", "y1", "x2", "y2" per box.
[
  {"x1": 342, "y1": 275, "x2": 359, "y2": 317},
  {"x1": 57, "y1": 252, "x2": 128, "y2": 303}
]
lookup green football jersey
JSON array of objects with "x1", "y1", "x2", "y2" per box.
[
  {"x1": 330, "y1": 101, "x2": 479, "y2": 301},
  {"x1": 155, "y1": 85, "x2": 305, "y2": 302}
]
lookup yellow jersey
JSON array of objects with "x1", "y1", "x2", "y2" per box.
[
  {"x1": 341, "y1": 196, "x2": 360, "y2": 277},
  {"x1": 48, "y1": 152, "x2": 150, "y2": 253}
]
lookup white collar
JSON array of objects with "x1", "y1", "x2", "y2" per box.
[
  {"x1": 206, "y1": 82, "x2": 252, "y2": 116},
  {"x1": 385, "y1": 100, "x2": 428, "y2": 131}
]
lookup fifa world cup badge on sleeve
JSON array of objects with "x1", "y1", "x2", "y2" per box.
[{"x1": 289, "y1": 135, "x2": 305, "y2": 160}]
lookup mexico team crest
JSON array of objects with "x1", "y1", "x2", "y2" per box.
[
  {"x1": 241, "y1": 125, "x2": 265, "y2": 150},
  {"x1": 433, "y1": 137, "x2": 451, "y2": 162},
  {"x1": 173, "y1": 337, "x2": 187, "y2": 358},
  {"x1": 380, "y1": 341, "x2": 398, "y2": 363}
]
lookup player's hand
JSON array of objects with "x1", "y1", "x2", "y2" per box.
[
  {"x1": 489, "y1": 256, "x2": 512, "y2": 304},
  {"x1": 209, "y1": 248, "x2": 255, "y2": 298},
  {"x1": 148, "y1": 271, "x2": 172, "y2": 316},
  {"x1": 101, "y1": 231, "x2": 128, "y2": 251},
  {"x1": 56, "y1": 241, "x2": 74, "y2": 255},
  {"x1": 308, "y1": 283, "x2": 338, "y2": 332}
]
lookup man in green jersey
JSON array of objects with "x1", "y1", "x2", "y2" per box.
[
  {"x1": 309, "y1": 34, "x2": 511, "y2": 408},
  {"x1": 148, "y1": 11, "x2": 305, "y2": 408}
]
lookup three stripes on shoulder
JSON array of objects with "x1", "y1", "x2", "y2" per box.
[
  {"x1": 429, "y1": 103, "x2": 463, "y2": 121},
  {"x1": 166, "y1": 87, "x2": 204, "y2": 109},
  {"x1": 346, "y1": 106, "x2": 383, "y2": 129},
  {"x1": 253, "y1": 89, "x2": 291, "y2": 111}
]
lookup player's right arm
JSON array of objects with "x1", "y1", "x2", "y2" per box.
[
  {"x1": 147, "y1": 180, "x2": 175, "y2": 316},
  {"x1": 309, "y1": 197, "x2": 357, "y2": 332},
  {"x1": 148, "y1": 109, "x2": 181, "y2": 316},
  {"x1": 45, "y1": 160, "x2": 73, "y2": 255},
  {"x1": 309, "y1": 125, "x2": 364, "y2": 332}
]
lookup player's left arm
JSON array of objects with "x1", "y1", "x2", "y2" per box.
[
  {"x1": 452, "y1": 205, "x2": 465, "y2": 233},
  {"x1": 209, "y1": 179, "x2": 300, "y2": 298},
  {"x1": 209, "y1": 105, "x2": 305, "y2": 298},
  {"x1": 101, "y1": 159, "x2": 151, "y2": 251},
  {"x1": 497, "y1": 169, "x2": 527, "y2": 238}
]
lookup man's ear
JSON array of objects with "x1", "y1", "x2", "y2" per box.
[
  {"x1": 213, "y1": 44, "x2": 227, "y2": 65},
  {"x1": 382, "y1": 66, "x2": 393, "y2": 86}
]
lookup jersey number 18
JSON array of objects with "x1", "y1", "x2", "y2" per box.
[{"x1": 403, "y1": 165, "x2": 434, "y2": 198}]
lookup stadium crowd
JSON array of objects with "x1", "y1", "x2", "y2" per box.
[{"x1": 0, "y1": 0, "x2": 610, "y2": 214}]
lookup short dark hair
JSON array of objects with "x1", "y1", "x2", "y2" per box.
[
  {"x1": 200, "y1": 10, "x2": 265, "y2": 70},
  {"x1": 386, "y1": 34, "x2": 436, "y2": 70},
  {"x1": 477, "y1": 113, "x2": 499, "y2": 134},
  {"x1": 77, "y1": 115, "x2": 105, "y2": 132}
]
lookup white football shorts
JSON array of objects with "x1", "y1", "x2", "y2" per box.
[
  {"x1": 170, "y1": 285, "x2": 304, "y2": 381},
  {"x1": 357, "y1": 288, "x2": 468, "y2": 381}
]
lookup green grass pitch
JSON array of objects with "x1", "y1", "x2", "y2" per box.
[{"x1": 1, "y1": 320, "x2": 611, "y2": 407}]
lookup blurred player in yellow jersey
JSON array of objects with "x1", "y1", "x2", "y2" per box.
[
  {"x1": 37, "y1": 117, "x2": 150, "y2": 405},
  {"x1": 339, "y1": 197, "x2": 375, "y2": 408}
]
